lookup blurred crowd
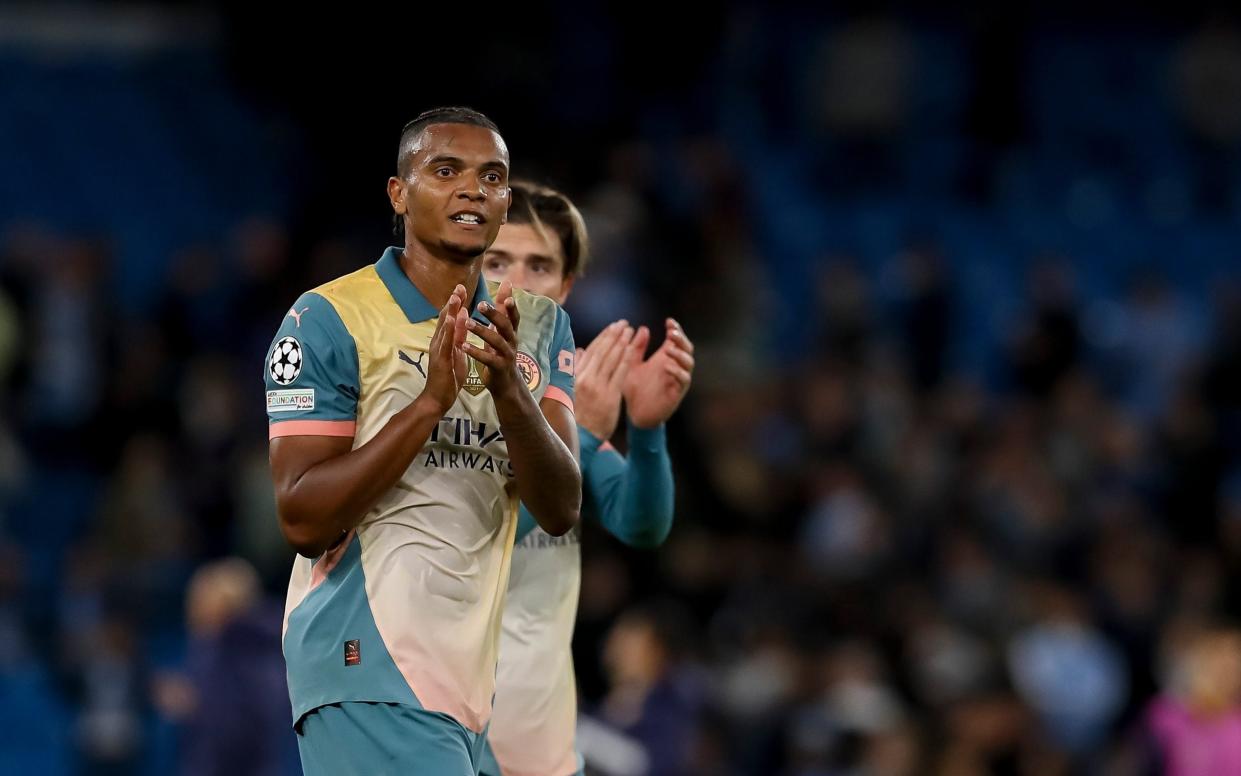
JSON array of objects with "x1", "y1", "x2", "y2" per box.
[
  {"x1": 2, "y1": 6, "x2": 1241, "y2": 776},
  {"x1": 564, "y1": 153, "x2": 1241, "y2": 775}
]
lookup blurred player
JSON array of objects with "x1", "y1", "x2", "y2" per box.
[
  {"x1": 264, "y1": 109, "x2": 581, "y2": 775},
  {"x1": 478, "y1": 182, "x2": 694, "y2": 776}
]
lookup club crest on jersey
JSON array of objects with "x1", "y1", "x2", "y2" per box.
[
  {"x1": 515, "y1": 351, "x2": 541, "y2": 391},
  {"x1": 269, "y1": 337, "x2": 302, "y2": 385}
]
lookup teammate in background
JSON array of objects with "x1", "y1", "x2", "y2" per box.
[
  {"x1": 478, "y1": 182, "x2": 694, "y2": 776},
  {"x1": 263, "y1": 110, "x2": 581, "y2": 775}
]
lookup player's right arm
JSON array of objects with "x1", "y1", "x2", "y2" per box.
[{"x1": 267, "y1": 285, "x2": 470, "y2": 558}]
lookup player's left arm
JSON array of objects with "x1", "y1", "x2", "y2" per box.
[
  {"x1": 466, "y1": 281, "x2": 581, "y2": 536},
  {"x1": 588, "y1": 318, "x2": 693, "y2": 547},
  {"x1": 582, "y1": 425, "x2": 674, "y2": 548}
]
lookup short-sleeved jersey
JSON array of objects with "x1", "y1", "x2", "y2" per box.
[{"x1": 264, "y1": 246, "x2": 575, "y2": 735}]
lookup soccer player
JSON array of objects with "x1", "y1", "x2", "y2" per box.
[
  {"x1": 477, "y1": 182, "x2": 694, "y2": 776},
  {"x1": 263, "y1": 109, "x2": 581, "y2": 776}
]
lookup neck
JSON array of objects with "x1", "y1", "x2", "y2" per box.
[{"x1": 400, "y1": 240, "x2": 481, "y2": 311}]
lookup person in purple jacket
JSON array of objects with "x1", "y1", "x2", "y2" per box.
[{"x1": 1144, "y1": 623, "x2": 1241, "y2": 775}]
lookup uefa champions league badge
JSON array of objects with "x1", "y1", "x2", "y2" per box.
[{"x1": 270, "y1": 336, "x2": 303, "y2": 385}]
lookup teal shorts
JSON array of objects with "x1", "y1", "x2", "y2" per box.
[
  {"x1": 297, "y1": 702, "x2": 486, "y2": 776},
  {"x1": 476, "y1": 736, "x2": 585, "y2": 776}
]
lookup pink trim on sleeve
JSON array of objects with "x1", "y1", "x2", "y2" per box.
[
  {"x1": 269, "y1": 420, "x2": 356, "y2": 439},
  {"x1": 543, "y1": 386, "x2": 574, "y2": 413}
]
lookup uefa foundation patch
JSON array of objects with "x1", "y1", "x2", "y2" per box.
[{"x1": 267, "y1": 389, "x2": 315, "y2": 412}]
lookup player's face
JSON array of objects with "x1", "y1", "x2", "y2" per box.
[
  {"x1": 482, "y1": 223, "x2": 575, "y2": 303},
  {"x1": 392, "y1": 123, "x2": 511, "y2": 261}
]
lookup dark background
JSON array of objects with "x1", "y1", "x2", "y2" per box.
[{"x1": 1, "y1": 4, "x2": 1240, "y2": 774}]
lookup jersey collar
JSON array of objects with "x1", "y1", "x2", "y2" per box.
[{"x1": 376, "y1": 246, "x2": 494, "y2": 325}]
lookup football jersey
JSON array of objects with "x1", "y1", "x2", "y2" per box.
[
  {"x1": 264, "y1": 246, "x2": 575, "y2": 734},
  {"x1": 487, "y1": 426, "x2": 672, "y2": 776},
  {"x1": 488, "y1": 518, "x2": 583, "y2": 776}
]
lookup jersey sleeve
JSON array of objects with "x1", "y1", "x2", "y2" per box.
[
  {"x1": 264, "y1": 291, "x2": 360, "y2": 438},
  {"x1": 543, "y1": 305, "x2": 576, "y2": 412},
  {"x1": 580, "y1": 422, "x2": 675, "y2": 548}
]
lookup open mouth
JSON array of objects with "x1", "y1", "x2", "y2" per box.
[{"x1": 449, "y1": 212, "x2": 485, "y2": 225}]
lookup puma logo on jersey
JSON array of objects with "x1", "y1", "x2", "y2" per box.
[
  {"x1": 287, "y1": 307, "x2": 310, "y2": 327},
  {"x1": 398, "y1": 349, "x2": 427, "y2": 378}
]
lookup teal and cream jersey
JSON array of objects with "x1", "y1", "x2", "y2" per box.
[
  {"x1": 263, "y1": 247, "x2": 576, "y2": 735},
  {"x1": 486, "y1": 423, "x2": 674, "y2": 776},
  {"x1": 488, "y1": 514, "x2": 583, "y2": 776}
]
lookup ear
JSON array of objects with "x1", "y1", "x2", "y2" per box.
[
  {"x1": 556, "y1": 273, "x2": 576, "y2": 306},
  {"x1": 387, "y1": 176, "x2": 407, "y2": 216},
  {"x1": 500, "y1": 187, "x2": 511, "y2": 225}
]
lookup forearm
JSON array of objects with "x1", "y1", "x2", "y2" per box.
[
  {"x1": 584, "y1": 422, "x2": 675, "y2": 548},
  {"x1": 275, "y1": 396, "x2": 443, "y2": 556},
  {"x1": 496, "y1": 389, "x2": 581, "y2": 536}
]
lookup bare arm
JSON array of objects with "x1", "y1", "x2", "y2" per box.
[
  {"x1": 499, "y1": 392, "x2": 581, "y2": 536},
  {"x1": 465, "y1": 282, "x2": 581, "y2": 536},
  {"x1": 269, "y1": 396, "x2": 445, "y2": 557},
  {"x1": 269, "y1": 286, "x2": 471, "y2": 557}
]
